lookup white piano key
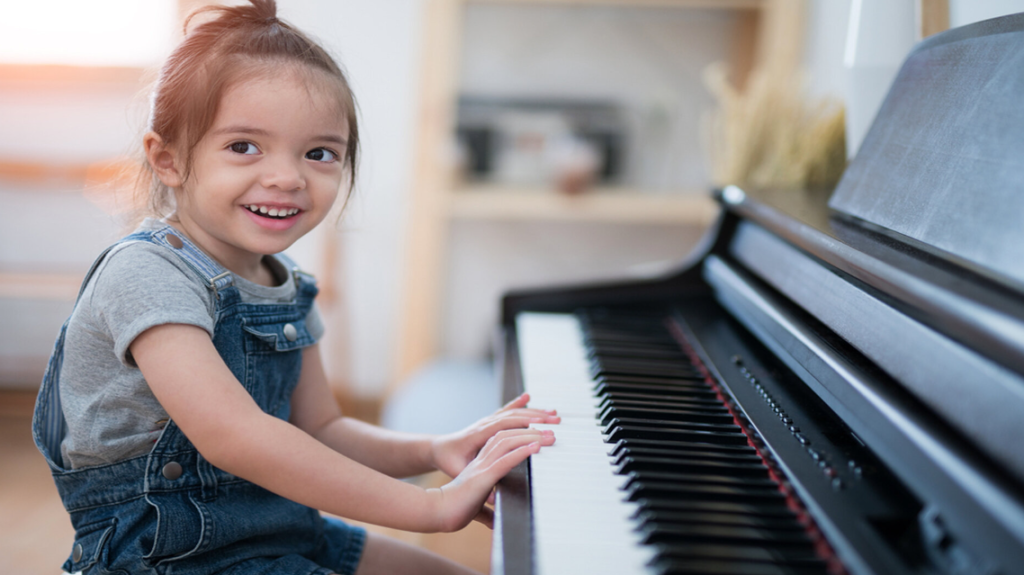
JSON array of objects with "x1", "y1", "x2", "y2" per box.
[{"x1": 516, "y1": 312, "x2": 656, "y2": 575}]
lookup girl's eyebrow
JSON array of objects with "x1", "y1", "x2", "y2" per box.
[
  {"x1": 211, "y1": 125, "x2": 269, "y2": 137},
  {"x1": 318, "y1": 135, "x2": 348, "y2": 146},
  {"x1": 211, "y1": 125, "x2": 346, "y2": 145}
]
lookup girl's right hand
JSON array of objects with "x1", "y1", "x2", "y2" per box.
[{"x1": 431, "y1": 428, "x2": 554, "y2": 531}]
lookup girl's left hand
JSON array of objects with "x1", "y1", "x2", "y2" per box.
[{"x1": 430, "y1": 393, "x2": 559, "y2": 478}]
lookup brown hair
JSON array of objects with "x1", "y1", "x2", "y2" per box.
[{"x1": 142, "y1": 0, "x2": 358, "y2": 217}]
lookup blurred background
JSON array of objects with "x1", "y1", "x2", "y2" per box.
[{"x1": 2, "y1": 0, "x2": 1022, "y2": 572}]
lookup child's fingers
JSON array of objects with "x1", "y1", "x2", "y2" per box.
[
  {"x1": 474, "y1": 505, "x2": 495, "y2": 529},
  {"x1": 475, "y1": 410, "x2": 559, "y2": 430},
  {"x1": 477, "y1": 416, "x2": 559, "y2": 439},
  {"x1": 484, "y1": 431, "x2": 547, "y2": 463},
  {"x1": 496, "y1": 393, "x2": 557, "y2": 415},
  {"x1": 499, "y1": 392, "x2": 530, "y2": 411},
  {"x1": 498, "y1": 407, "x2": 559, "y2": 419},
  {"x1": 481, "y1": 428, "x2": 554, "y2": 454},
  {"x1": 482, "y1": 440, "x2": 541, "y2": 481}
]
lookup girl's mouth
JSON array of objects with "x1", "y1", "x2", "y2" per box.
[{"x1": 243, "y1": 204, "x2": 300, "y2": 219}]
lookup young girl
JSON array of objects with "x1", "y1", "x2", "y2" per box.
[{"x1": 31, "y1": 2, "x2": 558, "y2": 574}]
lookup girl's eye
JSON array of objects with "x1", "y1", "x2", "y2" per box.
[
  {"x1": 229, "y1": 142, "x2": 259, "y2": 155},
  {"x1": 306, "y1": 148, "x2": 337, "y2": 163}
]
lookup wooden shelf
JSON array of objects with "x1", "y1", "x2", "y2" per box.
[
  {"x1": 446, "y1": 185, "x2": 719, "y2": 224},
  {"x1": 395, "y1": 0, "x2": 806, "y2": 384},
  {"x1": 466, "y1": 0, "x2": 763, "y2": 8},
  {"x1": 0, "y1": 158, "x2": 134, "y2": 186},
  {"x1": 0, "y1": 272, "x2": 83, "y2": 301}
]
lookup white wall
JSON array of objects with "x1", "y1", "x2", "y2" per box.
[{"x1": 951, "y1": 0, "x2": 1024, "y2": 27}]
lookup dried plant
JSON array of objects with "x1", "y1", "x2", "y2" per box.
[{"x1": 702, "y1": 62, "x2": 846, "y2": 192}]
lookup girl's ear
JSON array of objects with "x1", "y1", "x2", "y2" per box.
[{"x1": 144, "y1": 132, "x2": 184, "y2": 188}]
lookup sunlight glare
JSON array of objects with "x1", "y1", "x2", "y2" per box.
[{"x1": 0, "y1": 0, "x2": 177, "y2": 67}]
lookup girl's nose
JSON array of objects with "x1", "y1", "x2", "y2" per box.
[{"x1": 260, "y1": 157, "x2": 305, "y2": 191}]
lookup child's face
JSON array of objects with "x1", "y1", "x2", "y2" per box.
[{"x1": 172, "y1": 68, "x2": 349, "y2": 275}]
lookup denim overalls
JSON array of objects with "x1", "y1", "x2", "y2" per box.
[{"x1": 32, "y1": 226, "x2": 365, "y2": 575}]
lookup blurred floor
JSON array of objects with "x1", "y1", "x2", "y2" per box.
[
  {"x1": 0, "y1": 391, "x2": 491, "y2": 575},
  {"x1": 0, "y1": 392, "x2": 75, "y2": 575}
]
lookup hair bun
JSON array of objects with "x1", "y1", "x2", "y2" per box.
[
  {"x1": 238, "y1": 0, "x2": 278, "y2": 24},
  {"x1": 185, "y1": 0, "x2": 278, "y2": 34}
]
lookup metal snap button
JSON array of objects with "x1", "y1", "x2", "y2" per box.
[
  {"x1": 166, "y1": 234, "x2": 184, "y2": 249},
  {"x1": 283, "y1": 323, "x2": 298, "y2": 342},
  {"x1": 162, "y1": 461, "x2": 183, "y2": 480},
  {"x1": 72, "y1": 542, "x2": 83, "y2": 562}
]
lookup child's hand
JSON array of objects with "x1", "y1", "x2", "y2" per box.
[
  {"x1": 430, "y1": 393, "x2": 559, "y2": 478},
  {"x1": 431, "y1": 427, "x2": 552, "y2": 531}
]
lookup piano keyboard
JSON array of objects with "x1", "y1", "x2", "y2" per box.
[{"x1": 517, "y1": 311, "x2": 830, "y2": 575}]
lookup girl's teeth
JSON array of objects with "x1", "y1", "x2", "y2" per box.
[{"x1": 246, "y1": 205, "x2": 298, "y2": 218}]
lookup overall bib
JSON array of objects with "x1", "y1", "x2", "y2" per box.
[{"x1": 32, "y1": 226, "x2": 365, "y2": 575}]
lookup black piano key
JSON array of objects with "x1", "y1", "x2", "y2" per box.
[
  {"x1": 609, "y1": 438, "x2": 759, "y2": 457},
  {"x1": 616, "y1": 455, "x2": 772, "y2": 478},
  {"x1": 590, "y1": 353, "x2": 699, "y2": 367},
  {"x1": 593, "y1": 355, "x2": 694, "y2": 367},
  {"x1": 603, "y1": 411, "x2": 736, "y2": 427},
  {"x1": 583, "y1": 331, "x2": 677, "y2": 345},
  {"x1": 634, "y1": 510, "x2": 803, "y2": 532},
  {"x1": 603, "y1": 419, "x2": 742, "y2": 439},
  {"x1": 623, "y1": 471, "x2": 779, "y2": 490},
  {"x1": 605, "y1": 424, "x2": 751, "y2": 445},
  {"x1": 575, "y1": 311, "x2": 835, "y2": 574},
  {"x1": 598, "y1": 395, "x2": 729, "y2": 411},
  {"x1": 597, "y1": 391, "x2": 724, "y2": 406},
  {"x1": 587, "y1": 345, "x2": 693, "y2": 360},
  {"x1": 587, "y1": 341, "x2": 682, "y2": 354},
  {"x1": 600, "y1": 410, "x2": 736, "y2": 429},
  {"x1": 596, "y1": 375, "x2": 711, "y2": 387},
  {"x1": 612, "y1": 447, "x2": 765, "y2": 466},
  {"x1": 649, "y1": 557, "x2": 827, "y2": 575},
  {"x1": 599, "y1": 407, "x2": 737, "y2": 427},
  {"x1": 633, "y1": 499, "x2": 800, "y2": 520},
  {"x1": 592, "y1": 363, "x2": 703, "y2": 380},
  {"x1": 653, "y1": 542, "x2": 825, "y2": 565},
  {"x1": 639, "y1": 522, "x2": 816, "y2": 546},
  {"x1": 595, "y1": 384, "x2": 717, "y2": 400},
  {"x1": 625, "y1": 481, "x2": 788, "y2": 504}
]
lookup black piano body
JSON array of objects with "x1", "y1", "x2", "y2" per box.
[{"x1": 493, "y1": 13, "x2": 1024, "y2": 575}]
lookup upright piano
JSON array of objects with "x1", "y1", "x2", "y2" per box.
[{"x1": 491, "y1": 14, "x2": 1024, "y2": 575}]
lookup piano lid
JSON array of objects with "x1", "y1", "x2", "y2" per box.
[{"x1": 829, "y1": 13, "x2": 1024, "y2": 291}]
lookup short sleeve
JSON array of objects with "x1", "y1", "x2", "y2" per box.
[
  {"x1": 305, "y1": 302, "x2": 325, "y2": 342},
  {"x1": 88, "y1": 242, "x2": 216, "y2": 367}
]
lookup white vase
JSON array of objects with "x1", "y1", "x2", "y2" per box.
[{"x1": 843, "y1": 0, "x2": 917, "y2": 159}]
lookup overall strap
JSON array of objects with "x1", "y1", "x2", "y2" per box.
[
  {"x1": 34, "y1": 225, "x2": 234, "y2": 470},
  {"x1": 273, "y1": 252, "x2": 317, "y2": 293},
  {"x1": 148, "y1": 226, "x2": 234, "y2": 297}
]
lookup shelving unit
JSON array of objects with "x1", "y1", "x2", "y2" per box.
[
  {"x1": 394, "y1": 0, "x2": 806, "y2": 384},
  {"x1": 446, "y1": 185, "x2": 718, "y2": 224}
]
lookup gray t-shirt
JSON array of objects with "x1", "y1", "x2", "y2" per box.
[{"x1": 59, "y1": 219, "x2": 324, "y2": 469}]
